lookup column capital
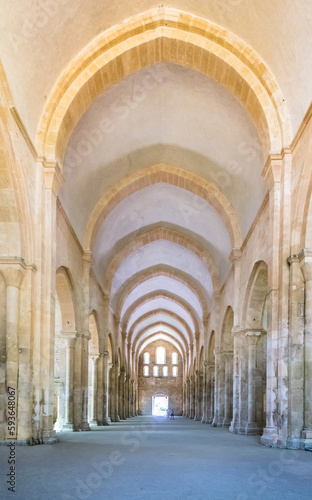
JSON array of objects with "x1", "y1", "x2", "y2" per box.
[
  {"x1": 299, "y1": 248, "x2": 312, "y2": 281},
  {"x1": 77, "y1": 329, "x2": 91, "y2": 340},
  {"x1": 103, "y1": 350, "x2": 110, "y2": 357},
  {"x1": 261, "y1": 153, "x2": 282, "y2": 189},
  {"x1": 223, "y1": 350, "x2": 234, "y2": 358},
  {"x1": 61, "y1": 331, "x2": 77, "y2": 347},
  {"x1": 229, "y1": 248, "x2": 242, "y2": 263},
  {"x1": 244, "y1": 329, "x2": 263, "y2": 343},
  {"x1": 231, "y1": 326, "x2": 244, "y2": 337},
  {"x1": 287, "y1": 254, "x2": 299, "y2": 266},
  {"x1": 41, "y1": 158, "x2": 64, "y2": 195},
  {"x1": 89, "y1": 353, "x2": 100, "y2": 359},
  {"x1": 1, "y1": 265, "x2": 25, "y2": 288}
]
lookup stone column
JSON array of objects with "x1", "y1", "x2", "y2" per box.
[
  {"x1": 287, "y1": 255, "x2": 304, "y2": 448},
  {"x1": 223, "y1": 351, "x2": 233, "y2": 428},
  {"x1": 125, "y1": 374, "x2": 130, "y2": 419},
  {"x1": 212, "y1": 351, "x2": 220, "y2": 426},
  {"x1": 89, "y1": 354, "x2": 99, "y2": 426},
  {"x1": 102, "y1": 351, "x2": 110, "y2": 425},
  {"x1": 189, "y1": 375, "x2": 195, "y2": 419},
  {"x1": 77, "y1": 331, "x2": 90, "y2": 431},
  {"x1": 96, "y1": 353, "x2": 104, "y2": 425},
  {"x1": 238, "y1": 338, "x2": 249, "y2": 434},
  {"x1": 245, "y1": 331, "x2": 261, "y2": 434},
  {"x1": 260, "y1": 155, "x2": 283, "y2": 447},
  {"x1": 194, "y1": 371, "x2": 201, "y2": 421},
  {"x1": 230, "y1": 330, "x2": 242, "y2": 433},
  {"x1": 62, "y1": 332, "x2": 77, "y2": 431},
  {"x1": 42, "y1": 161, "x2": 63, "y2": 444},
  {"x1": 3, "y1": 265, "x2": 25, "y2": 441},
  {"x1": 119, "y1": 368, "x2": 126, "y2": 420},
  {"x1": 201, "y1": 362, "x2": 208, "y2": 423},
  {"x1": 299, "y1": 249, "x2": 312, "y2": 448},
  {"x1": 185, "y1": 378, "x2": 189, "y2": 418},
  {"x1": 110, "y1": 362, "x2": 119, "y2": 422},
  {"x1": 209, "y1": 363, "x2": 215, "y2": 424},
  {"x1": 217, "y1": 350, "x2": 225, "y2": 427}
]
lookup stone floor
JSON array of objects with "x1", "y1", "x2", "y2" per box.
[{"x1": 1, "y1": 417, "x2": 312, "y2": 500}]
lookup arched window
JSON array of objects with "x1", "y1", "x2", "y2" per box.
[
  {"x1": 143, "y1": 366, "x2": 149, "y2": 377},
  {"x1": 163, "y1": 366, "x2": 168, "y2": 377},
  {"x1": 172, "y1": 366, "x2": 178, "y2": 377},
  {"x1": 143, "y1": 352, "x2": 150, "y2": 365},
  {"x1": 172, "y1": 352, "x2": 178, "y2": 365},
  {"x1": 153, "y1": 366, "x2": 159, "y2": 377},
  {"x1": 156, "y1": 347, "x2": 166, "y2": 364}
]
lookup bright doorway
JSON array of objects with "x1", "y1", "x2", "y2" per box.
[{"x1": 152, "y1": 395, "x2": 168, "y2": 416}]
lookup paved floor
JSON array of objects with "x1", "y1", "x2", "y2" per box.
[{"x1": 0, "y1": 417, "x2": 311, "y2": 500}]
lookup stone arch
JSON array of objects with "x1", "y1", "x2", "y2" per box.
[
  {"x1": 88, "y1": 311, "x2": 100, "y2": 425},
  {"x1": 54, "y1": 267, "x2": 77, "y2": 431},
  {"x1": 89, "y1": 311, "x2": 99, "y2": 355},
  {"x1": 0, "y1": 61, "x2": 34, "y2": 262},
  {"x1": 103, "y1": 226, "x2": 220, "y2": 295},
  {"x1": 208, "y1": 331, "x2": 216, "y2": 362},
  {"x1": 242, "y1": 261, "x2": 269, "y2": 330},
  {"x1": 36, "y1": 8, "x2": 291, "y2": 164},
  {"x1": 114, "y1": 264, "x2": 209, "y2": 319},
  {"x1": 199, "y1": 345, "x2": 204, "y2": 368},
  {"x1": 303, "y1": 189, "x2": 312, "y2": 249},
  {"x1": 132, "y1": 321, "x2": 189, "y2": 354},
  {"x1": 290, "y1": 137, "x2": 312, "y2": 253},
  {"x1": 107, "y1": 334, "x2": 113, "y2": 364},
  {"x1": 85, "y1": 164, "x2": 241, "y2": 251},
  {"x1": 221, "y1": 306, "x2": 234, "y2": 351},
  {"x1": 121, "y1": 290, "x2": 200, "y2": 336},
  {"x1": 55, "y1": 267, "x2": 76, "y2": 332},
  {"x1": 129, "y1": 309, "x2": 192, "y2": 347}
]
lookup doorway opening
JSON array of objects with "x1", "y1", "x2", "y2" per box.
[{"x1": 152, "y1": 395, "x2": 168, "y2": 416}]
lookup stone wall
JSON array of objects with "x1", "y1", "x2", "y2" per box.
[{"x1": 138, "y1": 340, "x2": 183, "y2": 416}]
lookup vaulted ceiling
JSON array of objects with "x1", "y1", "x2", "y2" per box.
[{"x1": 1, "y1": 0, "x2": 312, "y2": 367}]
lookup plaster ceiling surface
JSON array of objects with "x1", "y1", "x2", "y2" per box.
[
  {"x1": 110, "y1": 240, "x2": 213, "y2": 303},
  {"x1": 134, "y1": 324, "x2": 188, "y2": 350},
  {"x1": 132, "y1": 314, "x2": 190, "y2": 343},
  {"x1": 93, "y1": 184, "x2": 232, "y2": 285},
  {"x1": 0, "y1": 1, "x2": 311, "y2": 141},
  {"x1": 61, "y1": 63, "x2": 264, "y2": 243},
  {"x1": 127, "y1": 298, "x2": 195, "y2": 333},
  {"x1": 138, "y1": 334, "x2": 184, "y2": 358},
  {"x1": 120, "y1": 277, "x2": 203, "y2": 322}
]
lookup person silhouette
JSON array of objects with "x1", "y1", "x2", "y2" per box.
[{"x1": 170, "y1": 408, "x2": 174, "y2": 420}]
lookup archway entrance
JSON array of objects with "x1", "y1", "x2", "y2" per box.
[{"x1": 152, "y1": 395, "x2": 168, "y2": 416}]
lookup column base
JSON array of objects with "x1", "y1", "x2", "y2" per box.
[
  {"x1": 229, "y1": 420, "x2": 238, "y2": 434},
  {"x1": 42, "y1": 429, "x2": 58, "y2": 444},
  {"x1": 300, "y1": 429, "x2": 312, "y2": 450},
  {"x1": 80, "y1": 422, "x2": 90, "y2": 431},
  {"x1": 286, "y1": 437, "x2": 302, "y2": 450},
  {"x1": 260, "y1": 426, "x2": 279, "y2": 447},
  {"x1": 245, "y1": 422, "x2": 260, "y2": 435},
  {"x1": 89, "y1": 420, "x2": 98, "y2": 427},
  {"x1": 222, "y1": 419, "x2": 231, "y2": 428},
  {"x1": 62, "y1": 423, "x2": 74, "y2": 432},
  {"x1": 102, "y1": 418, "x2": 110, "y2": 426}
]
